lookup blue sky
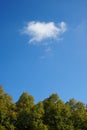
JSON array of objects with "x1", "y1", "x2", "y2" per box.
[{"x1": 0, "y1": 0, "x2": 87, "y2": 103}]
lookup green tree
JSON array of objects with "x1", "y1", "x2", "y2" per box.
[
  {"x1": 0, "y1": 86, "x2": 16, "y2": 130},
  {"x1": 16, "y1": 92, "x2": 34, "y2": 112},
  {"x1": 28, "y1": 102, "x2": 48, "y2": 130},
  {"x1": 66, "y1": 99, "x2": 87, "y2": 129},
  {"x1": 43, "y1": 94, "x2": 61, "y2": 129},
  {"x1": 16, "y1": 92, "x2": 34, "y2": 130},
  {"x1": 1, "y1": 86, "x2": 87, "y2": 130},
  {"x1": 43, "y1": 94, "x2": 74, "y2": 130}
]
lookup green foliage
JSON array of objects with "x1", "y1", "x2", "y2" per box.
[
  {"x1": 16, "y1": 92, "x2": 34, "y2": 112},
  {"x1": 0, "y1": 86, "x2": 16, "y2": 130},
  {"x1": 0, "y1": 125, "x2": 6, "y2": 130},
  {"x1": 1, "y1": 86, "x2": 87, "y2": 130},
  {"x1": 16, "y1": 92, "x2": 34, "y2": 130}
]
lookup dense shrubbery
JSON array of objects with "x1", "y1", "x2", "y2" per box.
[{"x1": 0, "y1": 86, "x2": 87, "y2": 130}]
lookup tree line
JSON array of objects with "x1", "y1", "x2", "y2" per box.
[{"x1": 0, "y1": 86, "x2": 87, "y2": 130}]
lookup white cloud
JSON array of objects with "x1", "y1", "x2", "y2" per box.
[{"x1": 22, "y1": 21, "x2": 67, "y2": 43}]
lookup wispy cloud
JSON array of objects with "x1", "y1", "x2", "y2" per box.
[
  {"x1": 45, "y1": 46, "x2": 52, "y2": 52},
  {"x1": 22, "y1": 21, "x2": 67, "y2": 44}
]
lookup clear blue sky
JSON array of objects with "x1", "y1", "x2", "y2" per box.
[{"x1": 0, "y1": 0, "x2": 87, "y2": 103}]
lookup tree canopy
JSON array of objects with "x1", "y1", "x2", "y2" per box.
[{"x1": 0, "y1": 86, "x2": 87, "y2": 130}]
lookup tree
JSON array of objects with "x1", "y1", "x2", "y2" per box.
[
  {"x1": 28, "y1": 102, "x2": 48, "y2": 130},
  {"x1": 16, "y1": 92, "x2": 34, "y2": 130},
  {"x1": 0, "y1": 86, "x2": 16, "y2": 130},
  {"x1": 1, "y1": 86, "x2": 87, "y2": 130},
  {"x1": 43, "y1": 94, "x2": 74, "y2": 130},
  {"x1": 16, "y1": 92, "x2": 34, "y2": 112},
  {"x1": 66, "y1": 99, "x2": 87, "y2": 129}
]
